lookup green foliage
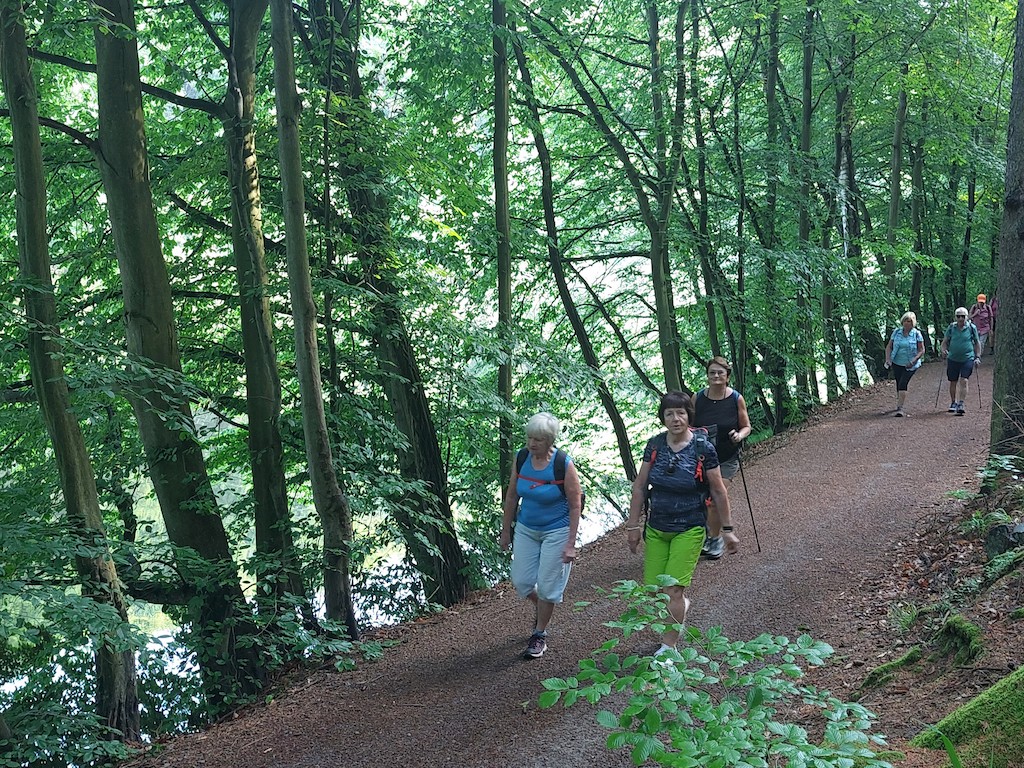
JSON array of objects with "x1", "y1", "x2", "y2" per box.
[
  {"x1": 886, "y1": 602, "x2": 920, "y2": 634},
  {"x1": 960, "y1": 508, "x2": 1014, "y2": 537},
  {"x1": 539, "y1": 580, "x2": 893, "y2": 767}
]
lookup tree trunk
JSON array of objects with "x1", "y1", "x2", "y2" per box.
[
  {"x1": 92, "y1": 0, "x2": 265, "y2": 704},
  {"x1": 885, "y1": 68, "x2": 908, "y2": 292},
  {"x1": 761, "y1": 0, "x2": 793, "y2": 430},
  {"x1": 493, "y1": 0, "x2": 514, "y2": 487},
  {"x1": 305, "y1": 0, "x2": 470, "y2": 606},
  {"x1": 0, "y1": 3, "x2": 141, "y2": 740},
  {"x1": 910, "y1": 123, "x2": 928, "y2": 351},
  {"x1": 222, "y1": 0, "x2": 311, "y2": 621},
  {"x1": 991, "y1": 0, "x2": 1024, "y2": 455},
  {"x1": 269, "y1": 0, "x2": 360, "y2": 636},
  {"x1": 796, "y1": 0, "x2": 818, "y2": 406},
  {"x1": 834, "y1": 25, "x2": 883, "y2": 382}
]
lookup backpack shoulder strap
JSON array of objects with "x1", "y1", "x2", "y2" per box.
[
  {"x1": 648, "y1": 431, "x2": 669, "y2": 464},
  {"x1": 689, "y1": 428, "x2": 711, "y2": 486},
  {"x1": 515, "y1": 447, "x2": 529, "y2": 473},
  {"x1": 553, "y1": 448, "x2": 568, "y2": 499},
  {"x1": 553, "y1": 448, "x2": 567, "y2": 481},
  {"x1": 690, "y1": 427, "x2": 711, "y2": 457}
]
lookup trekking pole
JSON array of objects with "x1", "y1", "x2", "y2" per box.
[
  {"x1": 737, "y1": 456, "x2": 762, "y2": 553},
  {"x1": 977, "y1": 363, "x2": 983, "y2": 410},
  {"x1": 934, "y1": 367, "x2": 944, "y2": 411}
]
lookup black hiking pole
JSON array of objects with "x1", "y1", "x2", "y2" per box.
[
  {"x1": 736, "y1": 456, "x2": 762, "y2": 553},
  {"x1": 976, "y1": 363, "x2": 983, "y2": 410},
  {"x1": 934, "y1": 367, "x2": 944, "y2": 411}
]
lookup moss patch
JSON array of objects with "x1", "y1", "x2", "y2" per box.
[
  {"x1": 935, "y1": 615, "x2": 983, "y2": 665},
  {"x1": 859, "y1": 646, "x2": 922, "y2": 691},
  {"x1": 911, "y1": 664, "x2": 1024, "y2": 768}
]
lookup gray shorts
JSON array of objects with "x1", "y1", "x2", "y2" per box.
[{"x1": 718, "y1": 456, "x2": 739, "y2": 480}]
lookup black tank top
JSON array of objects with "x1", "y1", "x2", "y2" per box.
[{"x1": 693, "y1": 389, "x2": 740, "y2": 462}]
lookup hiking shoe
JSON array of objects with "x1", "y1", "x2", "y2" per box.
[
  {"x1": 651, "y1": 646, "x2": 680, "y2": 669},
  {"x1": 956, "y1": 402, "x2": 966, "y2": 416},
  {"x1": 523, "y1": 633, "x2": 547, "y2": 659},
  {"x1": 894, "y1": 406, "x2": 904, "y2": 417},
  {"x1": 948, "y1": 401, "x2": 958, "y2": 413},
  {"x1": 701, "y1": 535, "x2": 724, "y2": 560}
]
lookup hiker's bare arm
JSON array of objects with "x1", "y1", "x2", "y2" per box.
[
  {"x1": 563, "y1": 463, "x2": 582, "y2": 559},
  {"x1": 625, "y1": 461, "x2": 652, "y2": 553},
  {"x1": 731, "y1": 396, "x2": 752, "y2": 443},
  {"x1": 913, "y1": 339, "x2": 925, "y2": 366}
]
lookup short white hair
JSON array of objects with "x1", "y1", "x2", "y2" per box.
[
  {"x1": 525, "y1": 412, "x2": 560, "y2": 443},
  {"x1": 900, "y1": 311, "x2": 917, "y2": 326}
]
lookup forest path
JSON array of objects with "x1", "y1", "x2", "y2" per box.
[{"x1": 130, "y1": 361, "x2": 992, "y2": 768}]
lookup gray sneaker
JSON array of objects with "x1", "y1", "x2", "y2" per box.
[
  {"x1": 702, "y1": 535, "x2": 725, "y2": 560},
  {"x1": 948, "y1": 401, "x2": 958, "y2": 413},
  {"x1": 956, "y1": 402, "x2": 966, "y2": 416},
  {"x1": 523, "y1": 633, "x2": 547, "y2": 659}
]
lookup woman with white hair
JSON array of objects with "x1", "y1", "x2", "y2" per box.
[
  {"x1": 883, "y1": 311, "x2": 925, "y2": 417},
  {"x1": 500, "y1": 412, "x2": 582, "y2": 659},
  {"x1": 940, "y1": 307, "x2": 982, "y2": 416}
]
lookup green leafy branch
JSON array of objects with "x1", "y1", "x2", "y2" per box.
[{"x1": 540, "y1": 580, "x2": 893, "y2": 767}]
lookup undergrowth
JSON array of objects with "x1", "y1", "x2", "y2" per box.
[{"x1": 540, "y1": 578, "x2": 893, "y2": 767}]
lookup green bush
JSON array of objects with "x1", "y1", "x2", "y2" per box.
[{"x1": 540, "y1": 580, "x2": 893, "y2": 767}]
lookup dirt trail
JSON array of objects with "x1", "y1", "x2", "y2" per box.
[{"x1": 130, "y1": 361, "x2": 993, "y2": 768}]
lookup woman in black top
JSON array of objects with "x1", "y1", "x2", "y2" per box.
[{"x1": 692, "y1": 357, "x2": 751, "y2": 559}]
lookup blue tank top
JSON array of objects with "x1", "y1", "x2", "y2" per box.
[{"x1": 515, "y1": 452, "x2": 570, "y2": 532}]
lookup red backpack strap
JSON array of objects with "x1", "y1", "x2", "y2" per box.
[{"x1": 516, "y1": 448, "x2": 566, "y2": 490}]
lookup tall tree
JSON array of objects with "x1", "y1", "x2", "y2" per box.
[
  {"x1": 305, "y1": 0, "x2": 470, "y2": 607},
  {"x1": 524, "y1": 3, "x2": 685, "y2": 391},
  {"x1": 992, "y1": 0, "x2": 1024, "y2": 455},
  {"x1": 0, "y1": 0, "x2": 140, "y2": 740},
  {"x1": 219, "y1": 0, "x2": 311, "y2": 618},
  {"x1": 92, "y1": 0, "x2": 264, "y2": 703},
  {"x1": 885, "y1": 66, "x2": 908, "y2": 293},
  {"x1": 512, "y1": 26, "x2": 637, "y2": 480},
  {"x1": 269, "y1": 0, "x2": 359, "y2": 636},
  {"x1": 493, "y1": 0, "x2": 514, "y2": 485}
]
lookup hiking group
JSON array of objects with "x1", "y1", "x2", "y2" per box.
[
  {"x1": 499, "y1": 294, "x2": 996, "y2": 661},
  {"x1": 884, "y1": 295, "x2": 995, "y2": 418},
  {"x1": 501, "y1": 357, "x2": 750, "y2": 662}
]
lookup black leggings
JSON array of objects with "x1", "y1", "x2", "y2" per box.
[{"x1": 892, "y1": 363, "x2": 917, "y2": 392}]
